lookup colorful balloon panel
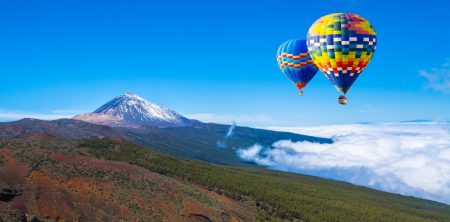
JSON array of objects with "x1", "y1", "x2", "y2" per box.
[
  {"x1": 307, "y1": 13, "x2": 376, "y2": 94},
  {"x1": 276, "y1": 39, "x2": 318, "y2": 91}
]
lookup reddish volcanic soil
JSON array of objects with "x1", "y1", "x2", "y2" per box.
[{"x1": 0, "y1": 135, "x2": 256, "y2": 221}]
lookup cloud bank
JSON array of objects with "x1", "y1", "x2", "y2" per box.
[
  {"x1": 420, "y1": 59, "x2": 450, "y2": 94},
  {"x1": 237, "y1": 122, "x2": 450, "y2": 204},
  {"x1": 186, "y1": 113, "x2": 273, "y2": 126},
  {"x1": 0, "y1": 109, "x2": 81, "y2": 121}
]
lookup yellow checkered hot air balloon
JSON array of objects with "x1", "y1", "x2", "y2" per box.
[{"x1": 307, "y1": 13, "x2": 377, "y2": 105}]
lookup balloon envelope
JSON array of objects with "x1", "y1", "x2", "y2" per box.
[
  {"x1": 307, "y1": 13, "x2": 377, "y2": 94},
  {"x1": 276, "y1": 39, "x2": 319, "y2": 92}
]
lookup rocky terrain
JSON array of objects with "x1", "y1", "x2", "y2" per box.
[{"x1": 0, "y1": 134, "x2": 256, "y2": 221}]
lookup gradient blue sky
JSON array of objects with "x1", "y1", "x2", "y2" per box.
[{"x1": 1, "y1": 0, "x2": 450, "y2": 126}]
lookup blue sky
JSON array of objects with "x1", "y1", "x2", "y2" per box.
[{"x1": 1, "y1": 0, "x2": 450, "y2": 126}]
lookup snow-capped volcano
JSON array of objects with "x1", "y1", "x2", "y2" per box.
[{"x1": 73, "y1": 93, "x2": 193, "y2": 128}]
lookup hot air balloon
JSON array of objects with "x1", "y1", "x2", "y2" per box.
[
  {"x1": 307, "y1": 13, "x2": 377, "y2": 104},
  {"x1": 277, "y1": 39, "x2": 319, "y2": 96}
]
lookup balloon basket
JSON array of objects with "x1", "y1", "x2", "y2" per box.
[{"x1": 338, "y1": 95, "x2": 347, "y2": 105}]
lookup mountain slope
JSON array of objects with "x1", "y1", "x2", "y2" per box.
[
  {"x1": 0, "y1": 118, "x2": 117, "y2": 140},
  {"x1": 73, "y1": 93, "x2": 193, "y2": 128},
  {"x1": 85, "y1": 138, "x2": 450, "y2": 222},
  {"x1": 0, "y1": 119, "x2": 331, "y2": 166},
  {"x1": 2, "y1": 135, "x2": 448, "y2": 222},
  {"x1": 119, "y1": 122, "x2": 332, "y2": 166},
  {"x1": 0, "y1": 135, "x2": 256, "y2": 221}
]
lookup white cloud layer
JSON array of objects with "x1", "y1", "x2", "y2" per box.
[
  {"x1": 238, "y1": 122, "x2": 450, "y2": 204},
  {"x1": 0, "y1": 110, "x2": 78, "y2": 121},
  {"x1": 420, "y1": 59, "x2": 450, "y2": 94},
  {"x1": 186, "y1": 113, "x2": 273, "y2": 126}
]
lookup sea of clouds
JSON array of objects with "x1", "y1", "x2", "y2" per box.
[{"x1": 237, "y1": 122, "x2": 450, "y2": 204}]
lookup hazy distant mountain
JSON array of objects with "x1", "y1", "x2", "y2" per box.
[{"x1": 73, "y1": 93, "x2": 193, "y2": 128}]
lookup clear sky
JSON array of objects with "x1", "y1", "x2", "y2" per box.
[{"x1": 1, "y1": 0, "x2": 450, "y2": 126}]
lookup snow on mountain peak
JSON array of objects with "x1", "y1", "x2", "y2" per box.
[
  {"x1": 123, "y1": 92, "x2": 142, "y2": 100},
  {"x1": 73, "y1": 93, "x2": 192, "y2": 128}
]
